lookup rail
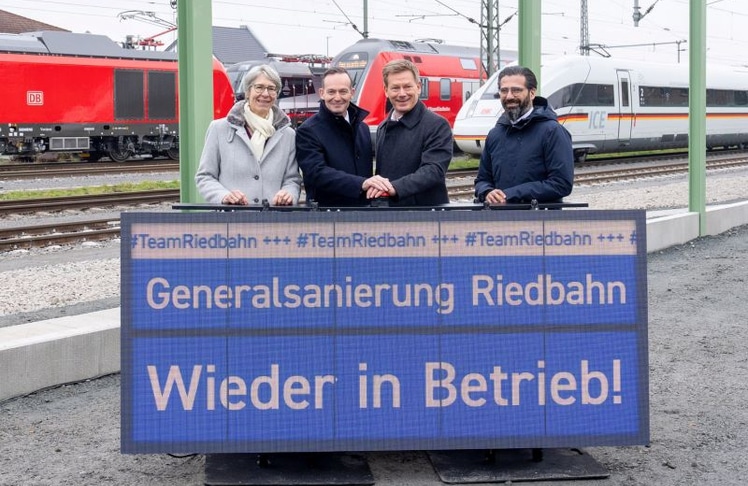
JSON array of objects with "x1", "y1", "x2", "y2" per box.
[
  {"x1": 0, "y1": 161, "x2": 179, "y2": 180},
  {"x1": 0, "y1": 190, "x2": 179, "y2": 216},
  {"x1": 2, "y1": 155, "x2": 747, "y2": 252}
]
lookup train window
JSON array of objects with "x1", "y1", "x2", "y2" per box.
[
  {"x1": 621, "y1": 80, "x2": 630, "y2": 107},
  {"x1": 481, "y1": 81, "x2": 499, "y2": 101},
  {"x1": 547, "y1": 83, "x2": 614, "y2": 109},
  {"x1": 595, "y1": 85, "x2": 615, "y2": 105},
  {"x1": 420, "y1": 77, "x2": 429, "y2": 100},
  {"x1": 391, "y1": 40, "x2": 416, "y2": 51},
  {"x1": 547, "y1": 86, "x2": 574, "y2": 109},
  {"x1": 672, "y1": 88, "x2": 689, "y2": 107},
  {"x1": 459, "y1": 58, "x2": 478, "y2": 70},
  {"x1": 440, "y1": 78, "x2": 451, "y2": 101},
  {"x1": 640, "y1": 86, "x2": 689, "y2": 107},
  {"x1": 707, "y1": 89, "x2": 730, "y2": 106},
  {"x1": 336, "y1": 52, "x2": 369, "y2": 89},
  {"x1": 280, "y1": 77, "x2": 315, "y2": 98},
  {"x1": 148, "y1": 71, "x2": 176, "y2": 120},
  {"x1": 227, "y1": 67, "x2": 247, "y2": 93},
  {"x1": 706, "y1": 88, "x2": 748, "y2": 107},
  {"x1": 639, "y1": 87, "x2": 650, "y2": 106},
  {"x1": 706, "y1": 89, "x2": 748, "y2": 106},
  {"x1": 114, "y1": 70, "x2": 144, "y2": 120},
  {"x1": 735, "y1": 91, "x2": 748, "y2": 106}
]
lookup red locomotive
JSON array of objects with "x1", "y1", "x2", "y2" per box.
[
  {"x1": 0, "y1": 31, "x2": 234, "y2": 161},
  {"x1": 332, "y1": 38, "x2": 515, "y2": 137}
]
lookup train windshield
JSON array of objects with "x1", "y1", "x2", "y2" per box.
[
  {"x1": 335, "y1": 52, "x2": 370, "y2": 90},
  {"x1": 547, "y1": 83, "x2": 615, "y2": 110},
  {"x1": 480, "y1": 79, "x2": 500, "y2": 100},
  {"x1": 227, "y1": 68, "x2": 247, "y2": 94},
  {"x1": 226, "y1": 62, "x2": 316, "y2": 101},
  {"x1": 280, "y1": 77, "x2": 316, "y2": 97}
]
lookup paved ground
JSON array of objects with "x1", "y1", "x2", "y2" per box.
[{"x1": 1, "y1": 224, "x2": 747, "y2": 485}]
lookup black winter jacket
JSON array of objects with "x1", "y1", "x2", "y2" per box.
[
  {"x1": 375, "y1": 101, "x2": 453, "y2": 207},
  {"x1": 474, "y1": 97, "x2": 574, "y2": 203},
  {"x1": 295, "y1": 101, "x2": 373, "y2": 206}
]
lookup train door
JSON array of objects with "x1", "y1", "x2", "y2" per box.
[
  {"x1": 462, "y1": 79, "x2": 481, "y2": 102},
  {"x1": 616, "y1": 70, "x2": 633, "y2": 145}
]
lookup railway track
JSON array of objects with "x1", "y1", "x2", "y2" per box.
[
  {"x1": 447, "y1": 155, "x2": 748, "y2": 198},
  {"x1": 0, "y1": 190, "x2": 179, "y2": 217},
  {"x1": 0, "y1": 160, "x2": 179, "y2": 180},
  {"x1": 2, "y1": 155, "x2": 747, "y2": 252},
  {"x1": 0, "y1": 151, "x2": 737, "y2": 182},
  {"x1": 0, "y1": 217, "x2": 120, "y2": 252}
]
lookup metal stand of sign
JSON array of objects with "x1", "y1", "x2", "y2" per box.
[
  {"x1": 203, "y1": 453, "x2": 374, "y2": 486},
  {"x1": 427, "y1": 448, "x2": 609, "y2": 483}
]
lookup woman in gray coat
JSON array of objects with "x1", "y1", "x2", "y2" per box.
[{"x1": 195, "y1": 65, "x2": 301, "y2": 206}]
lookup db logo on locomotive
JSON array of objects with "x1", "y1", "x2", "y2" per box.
[{"x1": 26, "y1": 91, "x2": 44, "y2": 106}]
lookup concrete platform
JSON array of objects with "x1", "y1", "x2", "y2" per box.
[
  {"x1": 1, "y1": 201, "x2": 746, "y2": 402},
  {"x1": 646, "y1": 200, "x2": 748, "y2": 252},
  {"x1": 0, "y1": 308, "x2": 120, "y2": 401}
]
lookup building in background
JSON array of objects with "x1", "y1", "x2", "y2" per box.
[{"x1": 0, "y1": 9, "x2": 69, "y2": 33}]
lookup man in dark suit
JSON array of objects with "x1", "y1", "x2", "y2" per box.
[{"x1": 295, "y1": 67, "x2": 386, "y2": 206}]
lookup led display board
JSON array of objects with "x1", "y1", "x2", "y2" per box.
[{"x1": 121, "y1": 209, "x2": 648, "y2": 453}]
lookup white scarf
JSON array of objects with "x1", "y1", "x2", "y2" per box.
[{"x1": 243, "y1": 104, "x2": 276, "y2": 160}]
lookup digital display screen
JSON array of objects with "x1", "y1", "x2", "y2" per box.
[{"x1": 121, "y1": 210, "x2": 649, "y2": 453}]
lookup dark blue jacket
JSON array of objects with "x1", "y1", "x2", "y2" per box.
[
  {"x1": 375, "y1": 101, "x2": 452, "y2": 206},
  {"x1": 475, "y1": 97, "x2": 574, "y2": 203},
  {"x1": 295, "y1": 100, "x2": 373, "y2": 206}
]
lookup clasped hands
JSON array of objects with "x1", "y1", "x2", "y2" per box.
[{"x1": 362, "y1": 175, "x2": 396, "y2": 199}]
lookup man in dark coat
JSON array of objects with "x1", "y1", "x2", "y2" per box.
[
  {"x1": 368, "y1": 59, "x2": 453, "y2": 207},
  {"x1": 296, "y1": 67, "x2": 381, "y2": 206},
  {"x1": 474, "y1": 65, "x2": 574, "y2": 204}
]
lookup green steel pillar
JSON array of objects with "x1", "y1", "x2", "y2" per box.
[
  {"x1": 688, "y1": 0, "x2": 707, "y2": 233},
  {"x1": 177, "y1": 0, "x2": 214, "y2": 203},
  {"x1": 518, "y1": 0, "x2": 542, "y2": 92}
]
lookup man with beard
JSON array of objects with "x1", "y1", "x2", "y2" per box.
[{"x1": 474, "y1": 65, "x2": 574, "y2": 204}]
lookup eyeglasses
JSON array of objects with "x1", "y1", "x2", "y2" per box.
[
  {"x1": 499, "y1": 87, "x2": 527, "y2": 96},
  {"x1": 251, "y1": 84, "x2": 278, "y2": 95}
]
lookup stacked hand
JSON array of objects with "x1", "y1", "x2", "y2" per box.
[{"x1": 362, "y1": 175, "x2": 396, "y2": 199}]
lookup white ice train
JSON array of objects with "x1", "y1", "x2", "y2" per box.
[{"x1": 453, "y1": 55, "x2": 748, "y2": 162}]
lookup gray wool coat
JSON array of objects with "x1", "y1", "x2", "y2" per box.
[{"x1": 195, "y1": 101, "x2": 301, "y2": 205}]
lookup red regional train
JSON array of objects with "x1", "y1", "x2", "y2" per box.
[
  {"x1": 0, "y1": 31, "x2": 234, "y2": 161},
  {"x1": 332, "y1": 38, "x2": 516, "y2": 137}
]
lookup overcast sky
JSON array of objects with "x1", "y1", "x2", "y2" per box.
[{"x1": 4, "y1": 0, "x2": 748, "y2": 67}]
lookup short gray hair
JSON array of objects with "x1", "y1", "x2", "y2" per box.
[{"x1": 241, "y1": 64, "x2": 282, "y2": 95}]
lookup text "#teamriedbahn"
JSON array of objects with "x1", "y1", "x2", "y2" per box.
[{"x1": 130, "y1": 230, "x2": 594, "y2": 250}]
